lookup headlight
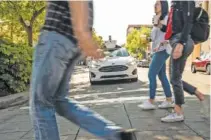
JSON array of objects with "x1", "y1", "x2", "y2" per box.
[
  {"x1": 127, "y1": 61, "x2": 136, "y2": 66},
  {"x1": 90, "y1": 61, "x2": 101, "y2": 68}
]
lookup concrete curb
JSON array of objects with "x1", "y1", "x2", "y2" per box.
[{"x1": 0, "y1": 92, "x2": 29, "y2": 109}]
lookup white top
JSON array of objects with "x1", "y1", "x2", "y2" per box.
[{"x1": 151, "y1": 16, "x2": 172, "y2": 55}]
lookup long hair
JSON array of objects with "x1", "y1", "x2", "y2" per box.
[{"x1": 160, "y1": 0, "x2": 169, "y2": 20}]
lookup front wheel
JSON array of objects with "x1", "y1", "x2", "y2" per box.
[
  {"x1": 206, "y1": 64, "x2": 210, "y2": 75},
  {"x1": 191, "y1": 65, "x2": 196, "y2": 73}
]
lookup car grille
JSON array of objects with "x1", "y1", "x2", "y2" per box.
[
  {"x1": 99, "y1": 65, "x2": 128, "y2": 72},
  {"x1": 101, "y1": 74, "x2": 128, "y2": 79}
]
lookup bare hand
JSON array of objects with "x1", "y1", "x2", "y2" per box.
[
  {"x1": 160, "y1": 40, "x2": 169, "y2": 46},
  {"x1": 172, "y1": 43, "x2": 184, "y2": 59},
  {"x1": 153, "y1": 47, "x2": 159, "y2": 52},
  {"x1": 83, "y1": 47, "x2": 104, "y2": 59}
]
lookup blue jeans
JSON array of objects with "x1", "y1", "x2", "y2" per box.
[
  {"x1": 148, "y1": 50, "x2": 172, "y2": 99},
  {"x1": 30, "y1": 31, "x2": 122, "y2": 140}
]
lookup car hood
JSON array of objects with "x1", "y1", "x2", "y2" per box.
[{"x1": 97, "y1": 56, "x2": 134, "y2": 66}]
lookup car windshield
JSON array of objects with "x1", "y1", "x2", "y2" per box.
[{"x1": 110, "y1": 48, "x2": 130, "y2": 57}]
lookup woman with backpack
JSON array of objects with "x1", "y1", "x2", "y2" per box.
[
  {"x1": 138, "y1": 0, "x2": 174, "y2": 110},
  {"x1": 161, "y1": 0, "x2": 209, "y2": 123}
]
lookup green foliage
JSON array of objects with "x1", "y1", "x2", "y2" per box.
[
  {"x1": 126, "y1": 27, "x2": 151, "y2": 59},
  {"x1": 92, "y1": 28, "x2": 104, "y2": 49},
  {"x1": 0, "y1": 1, "x2": 46, "y2": 46},
  {"x1": 0, "y1": 41, "x2": 33, "y2": 96}
]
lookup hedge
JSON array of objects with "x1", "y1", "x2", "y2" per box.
[{"x1": 0, "y1": 42, "x2": 33, "y2": 96}]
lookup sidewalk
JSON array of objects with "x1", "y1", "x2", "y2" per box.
[{"x1": 0, "y1": 97, "x2": 209, "y2": 140}]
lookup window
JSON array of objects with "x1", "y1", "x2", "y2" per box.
[{"x1": 111, "y1": 48, "x2": 130, "y2": 57}]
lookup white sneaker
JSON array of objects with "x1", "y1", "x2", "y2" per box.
[
  {"x1": 138, "y1": 100, "x2": 156, "y2": 110},
  {"x1": 158, "y1": 101, "x2": 174, "y2": 109},
  {"x1": 161, "y1": 113, "x2": 184, "y2": 122}
]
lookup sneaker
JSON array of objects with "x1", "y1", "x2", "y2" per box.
[
  {"x1": 161, "y1": 113, "x2": 184, "y2": 122},
  {"x1": 158, "y1": 101, "x2": 174, "y2": 109},
  {"x1": 119, "y1": 129, "x2": 136, "y2": 140},
  {"x1": 138, "y1": 100, "x2": 156, "y2": 110}
]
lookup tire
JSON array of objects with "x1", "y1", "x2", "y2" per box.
[
  {"x1": 191, "y1": 65, "x2": 196, "y2": 73},
  {"x1": 206, "y1": 64, "x2": 210, "y2": 75},
  {"x1": 131, "y1": 78, "x2": 138, "y2": 82}
]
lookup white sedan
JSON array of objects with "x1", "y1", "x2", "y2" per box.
[{"x1": 89, "y1": 48, "x2": 138, "y2": 84}]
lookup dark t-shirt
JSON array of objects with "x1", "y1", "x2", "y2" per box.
[{"x1": 42, "y1": 1, "x2": 94, "y2": 44}]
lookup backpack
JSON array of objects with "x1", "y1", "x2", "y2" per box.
[{"x1": 191, "y1": 7, "x2": 210, "y2": 44}]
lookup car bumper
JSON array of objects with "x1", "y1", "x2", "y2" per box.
[{"x1": 89, "y1": 66, "x2": 138, "y2": 82}]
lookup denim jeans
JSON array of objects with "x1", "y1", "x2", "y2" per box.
[
  {"x1": 30, "y1": 31, "x2": 122, "y2": 140},
  {"x1": 168, "y1": 61, "x2": 197, "y2": 96},
  {"x1": 169, "y1": 33, "x2": 195, "y2": 105},
  {"x1": 148, "y1": 50, "x2": 172, "y2": 99}
]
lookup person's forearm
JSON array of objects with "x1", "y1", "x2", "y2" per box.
[
  {"x1": 179, "y1": 1, "x2": 195, "y2": 45},
  {"x1": 69, "y1": 1, "x2": 92, "y2": 44},
  {"x1": 179, "y1": 23, "x2": 193, "y2": 45}
]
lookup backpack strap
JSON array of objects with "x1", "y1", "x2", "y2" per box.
[{"x1": 196, "y1": 8, "x2": 203, "y2": 21}]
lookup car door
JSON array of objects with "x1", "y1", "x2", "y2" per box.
[
  {"x1": 201, "y1": 53, "x2": 210, "y2": 71},
  {"x1": 197, "y1": 53, "x2": 206, "y2": 70},
  {"x1": 194, "y1": 56, "x2": 202, "y2": 70}
]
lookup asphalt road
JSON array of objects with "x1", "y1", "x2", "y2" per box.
[{"x1": 0, "y1": 66, "x2": 210, "y2": 140}]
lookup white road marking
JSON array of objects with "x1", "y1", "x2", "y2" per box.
[
  {"x1": 20, "y1": 106, "x2": 30, "y2": 110},
  {"x1": 71, "y1": 88, "x2": 164, "y2": 99}
]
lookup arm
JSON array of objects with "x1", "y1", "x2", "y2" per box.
[
  {"x1": 179, "y1": 1, "x2": 195, "y2": 45},
  {"x1": 69, "y1": 1, "x2": 102, "y2": 58},
  {"x1": 157, "y1": 16, "x2": 168, "y2": 32}
]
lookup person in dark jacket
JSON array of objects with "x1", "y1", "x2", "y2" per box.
[{"x1": 161, "y1": 1, "x2": 207, "y2": 123}]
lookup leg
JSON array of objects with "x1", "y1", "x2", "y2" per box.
[
  {"x1": 54, "y1": 55, "x2": 123, "y2": 139},
  {"x1": 170, "y1": 57, "x2": 187, "y2": 105},
  {"x1": 170, "y1": 34, "x2": 194, "y2": 106},
  {"x1": 169, "y1": 59, "x2": 197, "y2": 95},
  {"x1": 148, "y1": 52, "x2": 169, "y2": 100},
  {"x1": 157, "y1": 53, "x2": 172, "y2": 99},
  {"x1": 140, "y1": 51, "x2": 172, "y2": 110},
  {"x1": 161, "y1": 34, "x2": 195, "y2": 122},
  {"x1": 30, "y1": 32, "x2": 73, "y2": 140},
  {"x1": 148, "y1": 54, "x2": 158, "y2": 100},
  {"x1": 182, "y1": 81, "x2": 196, "y2": 95}
]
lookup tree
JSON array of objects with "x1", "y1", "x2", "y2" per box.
[
  {"x1": 126, "y1": 27, "x2": 151, "y2": 59},
  {"x1": 92, "y1": 28, "x2": 104, "y2": 49},
  {"x1": 0, "y1": 1, "x2": 46, "y2": 46}
]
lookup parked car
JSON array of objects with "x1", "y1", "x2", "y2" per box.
[
  {"x1": 191, "y1": 52, "x2": 211, "y2": 75},
  {"x1": 137, "y1": 59, "x2": 150, "y2": 68},
  {"x1": 89, "y1": 48, "x2": 138, "y2": 84},
  {"x1": 137, "y1": 54, "x2": 152, "y2": 68}
]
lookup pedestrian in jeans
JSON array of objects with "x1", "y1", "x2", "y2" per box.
[
  {"x1": 139, "y1": 0, "x2": 174, "y2": 110},
  {"x1": 161, "y1": 1, "x2": 207, "y2": 122},
  {"x1": 30, "y1": 1, "x2": 135, "y2": 140}
]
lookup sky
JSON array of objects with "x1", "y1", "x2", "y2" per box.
[{"x1": 93, "y1": 0, "x2": 156, "y2": 45}]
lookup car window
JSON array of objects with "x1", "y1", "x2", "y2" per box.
[
  {"x1": 111, "y1": 50, "x2": 118, "y2": 57},
  {"x1": 200, "y1": 53, "x2": 207, "y2": 59},
  {"x1": 116, "y1": 51, "x2": 122, "y2": 56},
  {"x1": 111, "y1": 48, "x2": 130, "y2": 57},
  {"x1": 121, "y1": 49, "x2": 130, "y2": 57},
  {"x1": 205, "y1": 53, "x2": 210, "y2": 59}
]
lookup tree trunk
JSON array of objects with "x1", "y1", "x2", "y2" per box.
[{"x1": 27, "y1": 26, "x2": 33, "y2": 47}]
